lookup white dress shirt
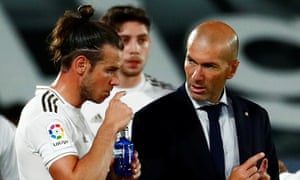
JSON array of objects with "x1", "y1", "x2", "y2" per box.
[{"x1": 185, "y1": 83, "x2": 240, "y2": 178}]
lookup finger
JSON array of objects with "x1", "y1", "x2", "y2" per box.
[
  {"x1": 134, "y1": 151, "x2": 139, "y2": 159},
  {"x1": 133, "y1": 166, "x2": 141, "y2": 180},
  {"x1": 131, "y1": 162, "x2": 141, "y2": 179},
  {"x1": 246, "y1": 165, "x2": 258, "y2": 178},
  {"x1": 260, "y1": 173, "x2": 270, "y2": 180},
  {"x1": 258, "y1": 158, "x2": 268, "y2": 173},
  {"x1": 113, "y1": 91, "x2": 127, "y2": 100},
  {"x1": 132, "y1": 151, "x2": 141, "y2": 179},
  {"x1": 248, "y1": 172, "x2": 260, "y2": 180},
  {"x1": 243, "y1": 152, "x2": 265, "y2": 170},
  {"x1": 110, "y1": 158, "x2": 115, "y2": 165},
  {"x1": 134, "y1": 171, "x2": 141, "y2": 179},
  {"x1": 132, "y1": 152, "x2": 140, "y2": 169}
]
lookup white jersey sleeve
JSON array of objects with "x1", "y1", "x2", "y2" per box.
[
  {"x1": 27, "y1": 113, "x2": 78, "y2": 168},
  {"x1": 16, "y1": 88, "x2": 93, "y2": 180}
]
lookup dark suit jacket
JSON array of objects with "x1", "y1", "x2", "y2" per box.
[{"x1": 132, "y1": 84, "x2": 279, "y2": 180}]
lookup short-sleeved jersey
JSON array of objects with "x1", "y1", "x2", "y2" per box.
[
  {"x1": 15, "y1": 87, "x2": 94, "y2": 180},
  {"x1": 0, "y1": 115, "x2": 19, "y2": 180},
  {"x1": 81, "y1": 74, "x2": 174, "y2": 138}
]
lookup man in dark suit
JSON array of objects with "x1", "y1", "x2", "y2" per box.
[{"x1": 132, "y1": 20, "x2": 279, "y2": 180}]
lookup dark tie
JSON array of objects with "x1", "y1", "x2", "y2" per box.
[{"x1": 201, "y1": 104, "x2": 225, "y2": 180}]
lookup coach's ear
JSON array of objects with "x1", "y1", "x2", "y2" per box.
[{"x1": 226, "y1": 59, "x2": 239, "y2": 79}]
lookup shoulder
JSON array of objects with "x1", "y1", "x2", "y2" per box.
[
  {"x1": 18, "y1": 90, "x2": 68, "y2": 132},
  {"x1": 25, "y1": 88, "x2": 66, "y2": 116},
  {"x1": 144, "y1": 74, "x2": 175, "y2": 91},
  {"x1": 0, "y1": 115, "x2": 15, "y2": 142},
  {"x1": 0, "y1": 115, "x2": 15, "y2": 130},
  {"x1": 134, "y1": 89, "x2": 181, "y2": 118},
  {"x1": 227, "y1": 91, "x2": 270, "y2": 121},
  {"x1": 228, "y1": 90, "x2": 266, "y2": 110}
]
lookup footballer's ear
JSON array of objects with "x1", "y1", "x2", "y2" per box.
[{"x1": 73, "y1": 55, "x2": 88, "y2": 75}]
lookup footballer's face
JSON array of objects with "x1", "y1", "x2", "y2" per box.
[
  {"x1": 117, "y1": 21, "x2": 151, "y2": 77},
  {"x1": 81, "y1": 45, "x2": 122, "y2": 103}
]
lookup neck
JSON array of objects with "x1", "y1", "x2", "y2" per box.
[
  {"x1": 51, "y1": 71, "x2": 83, "y2": 108},
  {"x1": 118, "y1": 73, "x2": 143, "y2": 88}
]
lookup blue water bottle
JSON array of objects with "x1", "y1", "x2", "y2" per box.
[{"x1": 114, "y1": 127, "x2": 134, "y2": 176}]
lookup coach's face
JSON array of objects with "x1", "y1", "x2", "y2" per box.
[{"x1": 184, "y1": 30, "x2": 239, "y2": 103}]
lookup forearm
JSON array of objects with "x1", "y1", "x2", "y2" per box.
[
  {"x1": 72, "y1": 123, "x2": 118, "y2": 180},
  {"x1": 50, "y1": 91, "x2": 132, "y2": 179}
]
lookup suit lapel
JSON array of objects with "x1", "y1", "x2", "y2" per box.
[
  {"x1": 176, "y1": 85, "x2": 210, "y2": 152},
  {"x1": 230, "y1": 95, "x2": 253, "y2": 163},
  {"x1": 175, "y1": 85, "x2": 216, "y2": 176}
]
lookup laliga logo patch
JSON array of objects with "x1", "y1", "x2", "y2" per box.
[
  {"x1": 48, "y1": 122, "x2": 64, "y2": 139},
  {"x1": 48, "y1": 121, "x2": 69, "y2": 148}
]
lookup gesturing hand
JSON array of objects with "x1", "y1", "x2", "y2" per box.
[{"x1": 228, "y1": 152, "x2": 270, "y2": 180}]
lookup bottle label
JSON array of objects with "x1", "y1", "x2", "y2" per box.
[{"x1": 114, "y1": 141, "x2": 134, "y2": 176}]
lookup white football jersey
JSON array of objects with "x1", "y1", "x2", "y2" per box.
[
  {"x1": 81, "y1": 74, "x2": 174, "y2": 138},
  {"x1": 15, "y1": 87, "x2": 94, "y2": 180},
  {"x1": 0, "y1": 115, "x2": 19, "y2": 180}
]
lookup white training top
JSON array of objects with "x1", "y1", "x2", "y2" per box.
[
  {"x1": 15, "y1": 87, "x2": 94, "y2": 180},
  {"x1": 81, "y1": 74, "x2": 174, "y2": 138},
  {"x1": 0, "y1": 115, "x2": 19, "y2": 180},
  {"x1": 280, "y1": 170, "x2": 300, "y2": 180}
]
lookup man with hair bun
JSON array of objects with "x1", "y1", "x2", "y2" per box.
[{"x1": 15, "y1": 5, "x2": 141, "y2": 180}]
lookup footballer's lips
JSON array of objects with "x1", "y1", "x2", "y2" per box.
[
  {"x1": 125, "y1": 60, "x2": 141, "y2": 68},
  {"x1": 104, "y1": 88, "x2": 113, "y2": 97}
]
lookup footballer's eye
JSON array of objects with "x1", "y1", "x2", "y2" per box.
[
  {"x1": 105, "y1": 67, "x2": 118, "y2": 75},
  {"x1": 137, "y1": 37, "x2": 147, "y2": 44},
  {"x1": 121, "y1": 37, "x2": 130, "y2": 44}
]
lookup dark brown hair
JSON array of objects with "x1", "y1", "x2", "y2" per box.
[
  {"x1": 100, "y1": 5, "x2": 151, "y2": 32},
  {"x1": 49, "y1": 5, "x2": 123, "y2": 70}
]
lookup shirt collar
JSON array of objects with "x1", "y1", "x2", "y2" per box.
[
  {"x1": 184, "y1": 82, "x2": 229, "y2": 109},
  {"x1": 113, "y1": 74, "x2": 146, "y2": 92}
]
